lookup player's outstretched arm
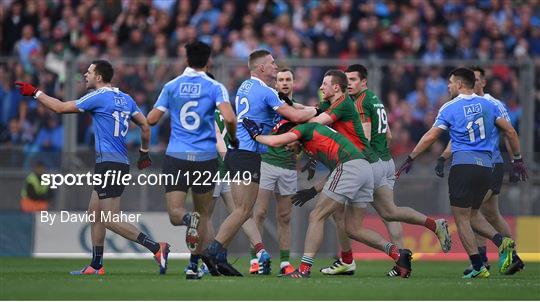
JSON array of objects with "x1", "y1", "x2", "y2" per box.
[
  {"x1": 308, "y1": 112, "x2": 333, "y2": 125},
  {"x1": 276, "y1": 105, "x2": 318, "y2": 123},
  {"x1": 409, "y1": 127, "x2": 444, "y2": 159},
  {"x1": 15, "y1": 82, "x2": 79, "y2": 114},
  {"x1": 256, "y1": 132, "x2": 298, "y2": 148},
  {"x1": 396, "y1": 126, "x2": 444, "y2": 179}
]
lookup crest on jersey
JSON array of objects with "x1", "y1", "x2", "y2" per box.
[
  {"x1": 179, "y1": 83, "x2": 201, "y2": 97},
  {"x1": 463, "y1": 103, "x2": 482, "y2": 117},
  {"x1": 238, "y1": 81, "x2": 253, "y2": 94},
  {"x1": 114, "y1": 96, "x2": 127, "y2": 107}
]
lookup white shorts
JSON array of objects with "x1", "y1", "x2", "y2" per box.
[
  {"x1": 322, "y1": 159, "x2": 374, "y2": 208},
  {"x1": 212, "y1": 181, "x2": 231, "y2": 198},
  {"x1": 380, "y1": 158, "x2": 396, "y2": 190},
  {"x1": 258, "y1": 161, "x2": 297, "y2": 196}
]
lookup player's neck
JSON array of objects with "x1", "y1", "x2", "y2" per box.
[
  {"x1": 458, "y1": 88, "x2": 475, "y2": 96},
  {"x1": 95, "y1": 83, "x2": 111, "y2": 89},
  {"x1": 329, "y1": 93, "x2": 344, "y2": 103},
  {"x1": 476, "y1": 90, "x2": 485, "y2": 96},
  {"x1": 251, "y1": 72, "x2": 272, "y2": 86}
]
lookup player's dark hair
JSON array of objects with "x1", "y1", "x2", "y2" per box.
[
  {"x1": 324, "y1": 69, "x2": 348, "y2": 93},
  {"x1": 186, "y1": 41, "x2": 212, "y2": 68},
  {"x1": 248, "y1": 49, "x2": 271, "y2": 70},
  {"x1": 91, "y1": 59, "x2": 114, "y2": 83},
  {"x1": 345, "y1": 64, "x2": 368, "y2": 80},
  {"x1": 278, "y1": 67, "x2": 294, "y2": 79},
  {"x1": 469, "y1": 65, "x2": 485, "y2": 78},
  {"x1": 449, "y1": 67, "x2": 475, "y2": 89},
  {"x1": 275, "y1": 121, "x2": 298, "y2": 135}
]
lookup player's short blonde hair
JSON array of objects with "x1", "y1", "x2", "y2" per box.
[{"x1": 248, "y1": 49, "x2": 271, "y2": 71}]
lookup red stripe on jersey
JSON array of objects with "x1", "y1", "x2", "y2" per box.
[
  {"x1": 354, "y1": 93, "x2": 368, "y2": 123},
  {"x1": 324, "y1": 95, "x2": 346, "y2": 120}
]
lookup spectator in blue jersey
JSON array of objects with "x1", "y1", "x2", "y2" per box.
[
  {"x1": 14, "y1": 60, "x2": 170, "y2": 276},
  {"x1": 147, "y1": 41, "x2": 238, "y2": 279},
  {"x1": 395, "y1": 68, "x2": 527, "y2": 278},
  {"x1": 200, "y1": 49, "x2": 320, "y2": 276}
]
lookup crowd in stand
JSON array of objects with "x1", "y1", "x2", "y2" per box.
[{"x1": 1, "y1": 0, "x2": 538, "y2": 163}]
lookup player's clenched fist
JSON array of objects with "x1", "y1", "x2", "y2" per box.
[
  {"x1": 137, "y1": 149, "x2": 152, "y2": 170},
  {"x1": 14, "y1": 81, "x2": 39, "y2": 97}
]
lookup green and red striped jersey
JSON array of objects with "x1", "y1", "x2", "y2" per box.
[
  {"x1": 290, "y1": 122, "x2": 366, "y2": 171},
  {"x1": 319, "y1": 95, "x2": 378, "y2": 163},
  {"x1": 351, "y1": 89, "x2": 391, "y2": 161}
]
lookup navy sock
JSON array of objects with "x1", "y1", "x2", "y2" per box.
[
  {"x1": 136, "y1": 233, "x2": 160, "y2": 254},
  {"x1": 478, "y1": 246, "x2": 488, "y2": 263},
  {"x1": 182, "y1": 213, "x2": 191, "y2": 226},
  {"x1": 469, "y1": 254, "x2": 483, "y2": 271},
  {"x1": 190, "y1": 254, "x2": 200, "y2": 265},
  {"x1": 216, "y1": 249, "x2": 228, "y2": 263},
  {"x1": 90, "y1": 246, "x2": 103, "y2": 269},
  {"x1": 207, "y1": 240, "x2": 224, "y2": 257},
  {"x1": 492, "y1": 233, "x2": 503, "y2": 247}
]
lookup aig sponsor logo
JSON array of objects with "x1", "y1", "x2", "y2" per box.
[{"x1": 179, "y1": 83, "x2": 201, "y2": 97}]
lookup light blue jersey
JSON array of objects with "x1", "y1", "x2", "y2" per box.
[
  {"x1": 235, "y1": 77, "x2": 285, "y2": 153},
  {"x1": 484, "y1": 93, "x2": 511, "y2": 164},
  {"x1": 154, "y1": 67, "x2": 229, "y2": 161},
  {"x1": 76, "y1": 87, "x2": 141, "y2": 164},
  {"x1": 434, "y1": 93, "x2": 503, "y2": 167}
]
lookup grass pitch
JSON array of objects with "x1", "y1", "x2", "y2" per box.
[{"x1": 1, "y1": 258, "x2": 539, "y2": 300}]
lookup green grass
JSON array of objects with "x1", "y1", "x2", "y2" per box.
[{"x1": 1, "y1": 258, "x2": 539, "y2": 300}]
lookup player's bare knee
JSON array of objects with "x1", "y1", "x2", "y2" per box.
[
  {"x1": 253, "y1": 208, "x2": 267, "y2": 224},
  {"x1": 277, "y1": 211, "x2": 291, "y2": 225}
]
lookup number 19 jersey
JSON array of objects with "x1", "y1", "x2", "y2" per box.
[
  {"x1": 433, "y1": 93, "x2": 504, "y2": 167},
  {"x1": 75, "y1": 87, "x2": 141, "y2": 164},
  {"x1": 234, "y1": 76, "x2": 285, "y2": 153},
  {"x1": 154, "y1": 67, "x2": 229, "y2": 161}
]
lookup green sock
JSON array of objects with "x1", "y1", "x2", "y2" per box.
[
  {"x1": 280, "y1": 250, "x2": 290, "y2": 263},
  {"x1": 250, "y1": 248, "x2": 257, "y2": 260}
]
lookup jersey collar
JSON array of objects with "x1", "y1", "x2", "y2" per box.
[
  {"x1": 182, "y1": 67, "x2": 206, "y2": 77},
  {"x1": 250, "y1": 76, "x2": 267, "y2": 87},
  {"x1": 457, "y1": 93, "x2": 478, "y2": 99}
]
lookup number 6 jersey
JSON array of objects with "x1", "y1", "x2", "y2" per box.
[{"x1": 154, "y1": 67, "x2": 230, "y2": 161}]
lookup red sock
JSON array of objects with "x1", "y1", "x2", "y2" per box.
[
  {"x1": 388, "y1": 245, "x2": 400, "y2": 261},
  {"x1": 341, "y1": 250, "x2": 353, "y2": 264},
  {"x1": 254, "y1": 242, "x2": 265, "y2": 254},
  {"x1": 299, "y1": 262, "x2": 312, "y2": 273},
  {"x1": 424, "y1": 217, "x2": 437, "y2": 232}
]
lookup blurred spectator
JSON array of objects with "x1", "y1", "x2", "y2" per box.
[
  {"x1": 34, "y1": 116, "x2": 63, "y2": 152},
  {"x1": 14, "y1": 24, "x2": 41, "y2": 74},
  {"x1": 0, "y1": 0, "x2": 537, "y2": 159},
  {"x1": 20, "y1": 161, "x2": 53, "y2": 213}
]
